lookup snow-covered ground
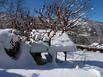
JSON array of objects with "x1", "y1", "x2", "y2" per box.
[
  {"x1": 0, "y1": 29, "x2": 103, "y2": 77},
  {"x1": 0, "y1": 51, "x2": 103, "y2": 77}
]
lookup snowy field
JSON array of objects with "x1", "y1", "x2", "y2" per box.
[
  {"x1": 0, "y1": 51, "x2": 103, "y2": 77},
  {"x1": 0, "y1": 29, "x2": 103, "y2": 77}
]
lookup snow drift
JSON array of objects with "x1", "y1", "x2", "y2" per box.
[{"x1": 37, "y1": 68, "x2": 101, "y2": 77}]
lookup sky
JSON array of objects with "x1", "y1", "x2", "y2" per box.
[
  {"x1": 90, "y1": 0, "x2": 103, "y2": 22},
  {"x1": 26, "y1": 0, "x2": 103, "y2": 22}
]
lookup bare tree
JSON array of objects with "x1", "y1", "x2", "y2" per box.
[
  {"x1": 0, "y1": 0, "x2": 34, "y2": 38},
  {"x1": 0, "y1": 0, "x2": 92, "y2": 64},
  {"x1": 34, "y1": 0, "x2": 92, "y2": 45},
  {"x1": 32, "y1": 0, "x2": 92, "y2": 63}
]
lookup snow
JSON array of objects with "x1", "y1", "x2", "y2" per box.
[
  {"x1": 30, "y1": 30, "x2": 77, "y2": 65},
  {"x1": 0, "y1": 29, "x2": 35, "y2": 68},
  {"x1": 90, "y1": 43, "x2": 99, "y2": 47},
  {"x1": 30, "y1": 30, "x2": 77, "y2": 53},
  {"x1": 0, "y1": 50, "x2": 103, "y2": 77},
  {"x1": 0, "y1": 29, "x2": 20, "y2": 49},
  {"x1": 0, "y1": 29, "x2": 103, "y2": 77},
  {"x1": 90, "y1": 43, "x2": 103, "y2": 48},
  {"x1": 0, "y1": 42, "x2": 36, "y2": 68},
  {"x1": 31, "y1": 41, "x2": 48, "y2": 53},
  {"x1": 38, "y1": 68, "x2": 101, "y2": 77},
  {"x1": 51, "y1": 31, "x2": 77, "y2": 52}
]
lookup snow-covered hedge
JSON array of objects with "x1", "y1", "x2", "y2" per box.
[
  {"x1": 30, "y1": 29, "x2": 77, "y2": 53},
  {"x1": 0, "y1": 29, "x2": 20, "y2": 49},
  {"x1": 0, "y1": 29, "x2": 35, "y2": 68}
]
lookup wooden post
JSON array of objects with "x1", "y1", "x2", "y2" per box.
[{"x1": 64, "y1": 52, "x2": 67, "y2": 61}]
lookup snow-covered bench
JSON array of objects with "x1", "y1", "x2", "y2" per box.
[{"x1": 30, "y1": 30, "x2": 77, "y2": 65}]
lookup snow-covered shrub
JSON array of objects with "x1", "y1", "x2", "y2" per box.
[
  {"x1": 0, "y1": 29, "x2": 21, "y2": 59},
  {"x1": 0, "y1": 29, "x2": 20, "y2": 49}
]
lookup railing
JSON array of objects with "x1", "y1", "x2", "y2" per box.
[{"x1": 76, "y1": 44, "x2": 103, "y2": 53}]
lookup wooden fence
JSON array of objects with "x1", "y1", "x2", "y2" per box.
[{"x1": 76, "y1": 44, "x2": 103, "y2": 53}]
